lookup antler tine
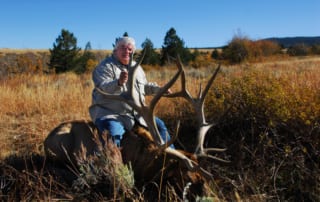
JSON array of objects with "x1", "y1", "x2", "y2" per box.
[
  {"x1": 128, "y1": 49, "x2": 147, "y2": 107},
  {"x1": 146, "y1": 56, "x2": 184, "y2": 146},
  {"x1": 162, "y1": 120, "x2": 180, "y2": 149},
  {"x1": 163, "y1": 142, "x2": 214, "y2": 179},
  {"x1": 201, "y1": 64, "x2": 221, "y2": 103},
  {"x1": 194, "y1": 64, "x2": 221, "y2": 125},
  {"x1": 197, "y1": 64, "x2": 221, "y2": 123},
  {"x1": 165, "y1": 55, "x2": 193, "y2": 102},
  {"x1": 150, "y1": 56, "x2": 183, "y2": 110}
]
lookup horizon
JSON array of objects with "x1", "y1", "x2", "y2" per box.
[{"x1": 1, "y1": 36, "x2": 319, "y2": 51}]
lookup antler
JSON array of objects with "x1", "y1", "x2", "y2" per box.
[{"x1": 166, "y1": 56, "x2": 229, "y2": 163}]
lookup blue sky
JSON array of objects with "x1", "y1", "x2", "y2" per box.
[{"x1": 1, "y1": 0, "x2": 319, "y2": 50}]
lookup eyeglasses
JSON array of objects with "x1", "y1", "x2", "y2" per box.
[{"x1": 119, "y1": 45, "x2": 133, "y2": 52}]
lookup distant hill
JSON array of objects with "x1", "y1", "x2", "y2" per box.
[
  {"x1": 190, "y1": 36, "x2": 320, "y2": 50},
  {"x1": 264, "y1": 36, "x2": 320, "y2": 48}
]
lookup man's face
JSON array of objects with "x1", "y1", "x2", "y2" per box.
[{"x1": 115, "y1": 43, "x2": 134, "y2": 65}]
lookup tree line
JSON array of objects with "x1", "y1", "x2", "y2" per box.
[
  {"x1": 1, "y1": 27, "x2": 320, "y2": 76},
  {"x1": 47, "y1": 28, "x2": 197, "y2": 74}
]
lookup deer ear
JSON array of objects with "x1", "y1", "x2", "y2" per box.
[{"x1": 134, "y1": 126, "x2": 153, "y2": 141}]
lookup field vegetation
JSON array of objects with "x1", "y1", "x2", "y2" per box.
[{"x1": 0, "y1": 52, "x2": 319, "y2": 201}]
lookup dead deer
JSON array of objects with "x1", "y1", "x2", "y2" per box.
[{"x1": 44, "y1": 52, "x2": 226, "y2": 200}]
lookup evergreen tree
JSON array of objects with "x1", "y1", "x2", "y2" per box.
[
  {"x1": 123, "y1": 32, "x2": 129, "y2": 37},
  {"x1": 211, "y1": 49, "x2": 220, "y2": 60},
  {"x1": 48, "y1": 29, "x2": 81, "y2": 73},
  {"x1": 74, "y1": 41, "x2": 97, "y2": 74},
  {"x1": 160, "y1": 27, "x2": 192, "y2": 65},
  {"x1": 141, "y1": 38, "x2": 160, "y2": 65}
]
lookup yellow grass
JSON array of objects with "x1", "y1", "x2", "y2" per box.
[
  {"x1": 0, "y1": 73, "x2": 93, "y2": 158},
  {"x1": 0, "y1": 48, "x2": 49, "y2": 54},
  {"x1": 0, "y1": 56, "x2": 319, "y2": 159}
]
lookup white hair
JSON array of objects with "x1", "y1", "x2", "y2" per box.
[{"x1": 114, "y1": 36, "x2": 136, "y2": 52}]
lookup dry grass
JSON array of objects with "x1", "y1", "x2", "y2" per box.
[
  {"x1": 0, "y1": 48, "x2": 112, "y2": 54},
  {"x1": 0, "y1": 56, "x2": 319, "y2": 201},
  {"x1": 1, "y1": 56, "x2": 319, "y2": 156},
  {"x1": 0, "y1": 48, "x2": 49, "y2": 54},
  {"x1": 0, "y1": 73, "x2": 93, "y2": 158}
]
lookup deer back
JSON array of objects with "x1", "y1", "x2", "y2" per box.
[{"x1": 44, "y1": 120, "x2": 122, "y2": 166}]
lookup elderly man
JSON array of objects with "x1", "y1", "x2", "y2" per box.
[{"x1": 89, "y1": 36, "x2": 174, "y2": 148}]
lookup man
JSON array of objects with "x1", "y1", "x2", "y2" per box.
[{"x1": 89, "y1": 36, "x2": 174, "y2": 148}]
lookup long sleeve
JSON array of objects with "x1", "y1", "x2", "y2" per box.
[
  {"x1": 89, "y1": 56, "x2": 133, "y2": 126},
  {"x1": 92, "y1": 57, "x2": 123, "y2": 94},
  {"x1": 134, "y1": 66, "x2": 161, "y2": 95}
]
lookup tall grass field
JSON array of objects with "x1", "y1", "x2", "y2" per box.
[{"x1": 0, "y1": 56, "x2": 319, "y2": 201}]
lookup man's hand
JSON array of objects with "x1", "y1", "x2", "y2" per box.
[{"x1": 118, "y1": 70, "x2": 128, "y2": 86}]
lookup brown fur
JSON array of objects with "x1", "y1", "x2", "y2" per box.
[
  {"x1": 44, "y1": 120, "x2": 122, "y2": 166},
  {"x1": 121, "y1": 125, "x2": 210, "y2": 200}
]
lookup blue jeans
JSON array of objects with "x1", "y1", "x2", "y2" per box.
[{"x1": 95, "y1": 117, "x2": 175, "y2": 149}]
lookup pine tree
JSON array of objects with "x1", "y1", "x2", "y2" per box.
[
  {"x1": 48, "y1": 29, "x2": 81, "y2": 73},
  {"x1": 141, "y1": 38, "x2": 160, "y2": 65},
  {"x1": 74, "y1": 42, "x2": 97, "y2": 74},
  {"x1": 160, "y1": 27, "x2": 192, "y2": 65}
]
